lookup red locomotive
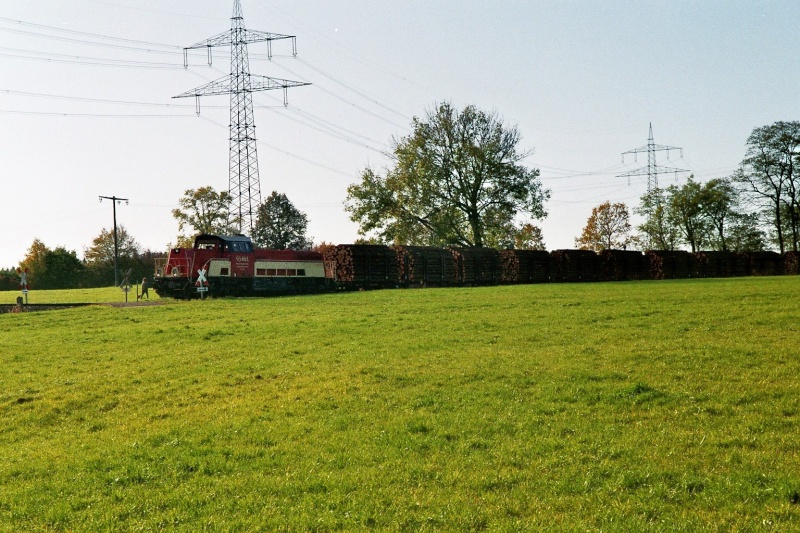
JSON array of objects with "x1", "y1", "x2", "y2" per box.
[{"x1": 153, "y1": 234, "x2": 333, "y2": 298}]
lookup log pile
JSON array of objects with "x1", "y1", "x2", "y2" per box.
[
  {"x1": 394, "y1": 246, "x2": 457, "y2": 287},
  {"x1": 318, "y1": 242, "x2": 799, "y2": 291},
  {"x1": 550, "y1": 250, "x2": 600, "y2": 282},
  {"x1": 784, "y1": 252, "x2": 799, "y2": 275},
  {"x1": 322, "y1": 244, "x2": 399, "y2": 288},
  {"x1": 500, "y1": 250, "x2": 550, "y2": 283},
  {"x1": 447, "y1": 247, "x2": 502, "y2": 285},
  {"x1": 731, "y1": 253, "x2": 750, "y2": 277},
  {"x1": 743, "y1": 251, "x2": 783, "y2": 276},
  {"x1": 692, "y1": 251, "x2": 737, "y2": 278},
  {"x1": 598, "y1": 250, "x2": 648, "y2": 281},
  {"x1": 646, "y1": 250, "x2": 694, "y2": 279}
]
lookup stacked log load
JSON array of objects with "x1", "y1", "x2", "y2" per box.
[
  {"x1": 447, "y1": 247, "x2": 502, "y2": 285},
  {"x1": 500, "y1": 250, "x2": 550, "y2": 283},
  {"x1": 743, "y1": 251, "x2": 783, "y2": 276},
  {"x1": 319, "y1": 243, "x2": 799, "y2": 292},
  {"x1": 646, "y1": 250, "x2": 694, "y2": 280},
  {"x1": 393, "y1": 246, "x2": 457, "y2": 287},
  {"x1": 322, "y1": 244, "x2": 399, "y2": 288},
  {"x1": 550, "y1": 250, "x2": 600, "y2": 282},
  {"x1": 598, "y1": 250, "x2": 649, "y2": 281},
  {"x1": 692, "y1": 251, "x2": 739, "y2": 278},
  {"x1": 783, "y1": 252, "x2": 799, "y2": 275},
  {"x1": 731, "y1": 252, "x2": 751, "y2": 277}
]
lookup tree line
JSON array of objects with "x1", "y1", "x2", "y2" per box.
[
  {"x1": 0, "y1": 229, "x2": 160, "y2": 291},
  {"x1": 576, "y1": 122, "x2": 800, "y2": 253},
  {"x1": 1, "y1": 188, "x2": 313, "y2": 291},
  {"x1": 345, "y1": 104, "x2": 800, "y2": 256}
]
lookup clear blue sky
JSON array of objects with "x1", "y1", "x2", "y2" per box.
[{"x1": 2, "y1": 0, "x2": 798, "y2": 268}]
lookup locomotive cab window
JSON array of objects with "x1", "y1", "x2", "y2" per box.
[
  {"x1": 228, "y1": 241, "x2": 253, "y2": 253},
  {"x1": 297, "y1": 269, "x2": 306, "y2": 276}
]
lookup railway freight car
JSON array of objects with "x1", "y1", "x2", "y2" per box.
[
  {"x1": 153, "y1": 234, "x2": 332, "y2": 298},
  {"x1": 321, "y1": 244, "x2": 400, "y2": 290},
  {"x1": 394, "y1": 246, "x2": 457, "y2": 287}
]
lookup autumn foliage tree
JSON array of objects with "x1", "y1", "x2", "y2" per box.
[
  {"x1": 575, "y1": 201, "x2": 632, "y2": 251},
  {"x1": 84, "y1": 226, "x2": 149, "y2": 286},
  {"x1": 513, "y1": 223, "x2": 547, "y2": 250}
]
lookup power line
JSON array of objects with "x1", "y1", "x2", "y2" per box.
[
  {"x1": 0, "y1": 47, "x2": 182, "y2": 69},
  {"x1": 0, "y1": 88, "x2": 193, "y2": 108},
  {"x1": 0, "y1": 16, "x2": 180, "y2": 48},
  {"x1": 0, "y1": 109, "x2": 194, "y2": 118},
  {"x1": 296, "y1": 57, "x2": 410, "y2": 121},
  {"x1": 275, "y1": 60, "x2": 408, "y2": 130},
  {"x1": 197, "y1": 115, "x2": 354, "y2": 179}
]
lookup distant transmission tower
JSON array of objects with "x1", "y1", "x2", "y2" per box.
[
  {"x1": 617, "y1": 123, "x2": 688, "y2": 194},
  {"x1": 174, "y1": 0, "x2": 310, "y2": 234}
]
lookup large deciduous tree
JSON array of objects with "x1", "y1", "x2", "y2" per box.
[
  {"x1": 700, "y1": 178, "x2": 740, "y2": 251},
  {"x1": 575, "y1": 201, "x2": 632, "y2": 251},
  {"x1": 732, "y1": 121, "x2": 800, "y2": 253},
  {"x1": 37, "y1": 247, "x2": 85, "y2": 290},
  {"x1": 19, "y1": 238, "x2": 49, "y2": 285},
  {"x1": 666, "y1": 177, "x2": 710, "y2": 253},
  {"x1": 252, "y1": 191, "x2": 313, "y2": 250},
  {"x1": 345, "y1": 102, "x2": 549, "y2": 248},
  {"x1": 172, "y1": 186, "x2": 235, "y2": 241},
  {"x1": 84, "y1": 226, "x2": 143, "y2": 286},
  {"x1": 635, "y1": 188, "x2": 679, "y2": 251},
  {"x1": 84, "y1": 225, "x2": 141, "y2": 266}
]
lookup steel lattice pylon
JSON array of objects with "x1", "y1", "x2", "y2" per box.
[
  {"x1": 617, "y1": 123, "x2": 688, "y2": 194},
  {"x1": 174, "y1": 0, "x2": 310, "y2": 234}
]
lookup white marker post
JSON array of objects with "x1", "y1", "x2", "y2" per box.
[
  {"x1": 17, "y1": 268, "x2": 29, "y2": 304},
  {"x1": 120, "y1": 268, "x2": 133, "y2": 303},
  {"x1": 195, "y1": 268, "x2": 209, "y2": 299}
]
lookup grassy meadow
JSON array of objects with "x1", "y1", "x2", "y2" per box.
[
  {"x1": 2, "y1": 285, "x2": 158, "y2": 305},
  {"x1": 0, "y1": 278, "x2": 799, "y2": 531}
]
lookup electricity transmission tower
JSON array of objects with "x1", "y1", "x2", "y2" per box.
[
  {"x1": 174, "y1": 0, "x2": 310, "y2": 234},
  {"x1": 617, "y1": 123, "x2": 688, "y2": 194}
]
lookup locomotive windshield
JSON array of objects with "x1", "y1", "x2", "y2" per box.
[
  {"x1": 228, "y1": 240, "x2": 253, "y2": 253},
  {"x1": 193, "y1": 234, "x2": 254, "y2": 253}
]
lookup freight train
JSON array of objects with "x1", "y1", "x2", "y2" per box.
[{"x1": 152, "y1": 233, "x2": 800, "y2": 299}]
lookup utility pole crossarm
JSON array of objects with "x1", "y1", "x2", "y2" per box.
[
  {"x1": 621, "y1": 143, "x2": 683, "y2": 157},
  {"x1": 172, "y1": 76, "x2": 234, "y2": 98},
  {"x1": 617, "y1": 164, "x2": 689, "y2": 178},
  {"x1": 185, "y1": 30, "x2": 295, "y2": 51},
  {"x1": 172, "y1": 75, "x2": 310, "y2": 98},
  {"x1": 249, "y1": 76, "x2": 311, "y2": 92}
]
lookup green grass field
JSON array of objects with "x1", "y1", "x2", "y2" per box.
[
  {"x1": 1, "y1": 278, "x2": 799, "y2": 531},
  {"x1": 2, "y1": 285, "x2": 158, "y2": 305}
]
